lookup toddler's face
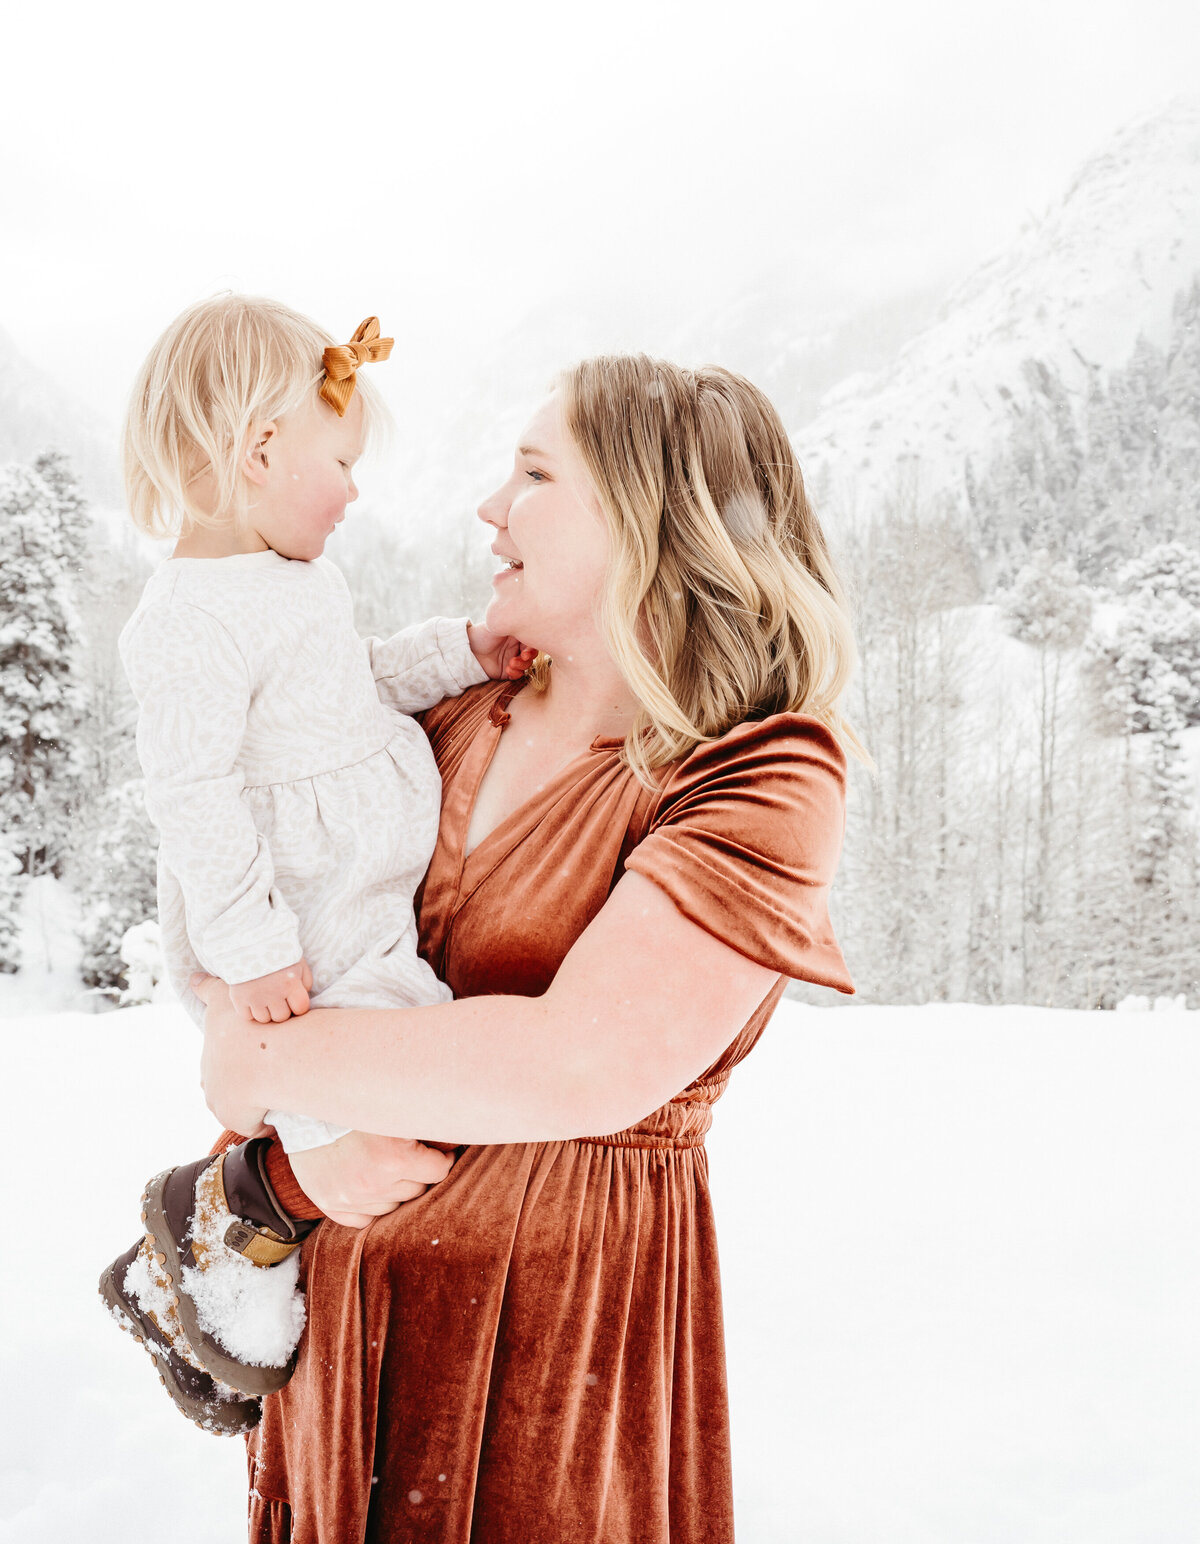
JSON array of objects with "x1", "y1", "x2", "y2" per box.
[{"x1": 252, "y1": 394, "x2": 364, "y2": 562}]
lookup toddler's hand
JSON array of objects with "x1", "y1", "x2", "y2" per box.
[
  {"x1": 467, "y1": 623, "x2": 538, "y2": 681},
  {"x1": 228, "y1": 958, "x2": 313, "y2": 1024}
]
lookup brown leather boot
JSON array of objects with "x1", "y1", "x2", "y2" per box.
[
  {"x1": 101, "y1": 1139, "x2": 319, "y2": 1410},
  {"x1": 99, "y1": 1238, "x2": 261, "y2": 1435}
]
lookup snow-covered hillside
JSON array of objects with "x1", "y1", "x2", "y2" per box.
[
  {"x1": 799, "y1": 97, "x2": 1200, "y2": 512},
  {"x1": 1, "y1": 995, "x2": 1197, "y2": 1542}
]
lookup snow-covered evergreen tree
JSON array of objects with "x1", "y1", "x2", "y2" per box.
[
  {"x1": 32, "y1": 447, "x2": 91, "y2": 584},
  {"x1": 1117, "y1": 541, "x2": 1200, "y2": 609},
  {"x1": 1132, "y1": 666, "x2": 1191, "y2": 886},
  {"x1": 0, "y1": 461, "x2": 90, "y2": 877},
  {"x1": 75, "y1": 778, "x2": 158, "y2": 995},
  {"x1": 1002, "y1": 551, "x2": 1092, "y2": 650},
  {"x1": 1090, "y1": 543, "x2": 1200, "y2": 733},
  {"x1": 0, "y1": 838, "x2": 23, "y2": 973},
  {"x1": 971, "y1": 283, "x2": 1200, "y2": 587}
]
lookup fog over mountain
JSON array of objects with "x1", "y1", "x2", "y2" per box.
[
  {"x1": 799, "y1": 97, "x2": 1200, "y2": 519},
  {"x1": 0, "y1": 326, "x2": 118, "y2": 503},
  {"x1": 5, "y1": 98, "x2": 1200, "y2": 574}
]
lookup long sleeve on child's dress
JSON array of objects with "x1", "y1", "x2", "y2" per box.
[
  {"x1": 122, "y1": 599, "x2": 304, "y2": 985},
  {"x1": 365, "y1": 615, "x2": 488, "y2": 715}
]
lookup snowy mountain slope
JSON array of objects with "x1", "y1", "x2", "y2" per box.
[{"x1": 798, "y1": 98, "x2": 1200, "y2": 514}]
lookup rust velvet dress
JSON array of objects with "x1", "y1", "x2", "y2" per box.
[{"x1": 245, "y1": 679, "x2": 854, "y2": 1544}]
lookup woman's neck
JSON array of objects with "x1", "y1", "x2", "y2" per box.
[{"x1": 515, "y1": 655, "x2": 639, "y2": 747}]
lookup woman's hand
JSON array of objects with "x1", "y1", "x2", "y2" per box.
[
  {"x1": 193, "y1": 971, "x2": 455, "y2": 1226},
  {"x1": 287, "y1": 1132, "x2": 456, "y2": 1228},
  {"x1": 194, "y1": 972, "x2": 274, "y2": 1138},
  {"x1": 467, "y1": 623, "x2": 537, "y2": 681}
]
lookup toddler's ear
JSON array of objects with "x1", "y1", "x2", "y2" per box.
[{"x1": 242, "y1": 420, "x2": 278, "y2": 485}]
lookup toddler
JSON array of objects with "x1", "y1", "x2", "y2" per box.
[{"x1": 99, "y1": 296, "x2": 528, "y2": 1433}]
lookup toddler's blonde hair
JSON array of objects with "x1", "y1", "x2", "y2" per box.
[{"x1": 122, "y1": 294, "x2": 389, "y2": 538}]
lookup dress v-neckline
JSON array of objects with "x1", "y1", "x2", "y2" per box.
[{"x1": 454, "y1": 679, "x2": 623, "y2": 886}]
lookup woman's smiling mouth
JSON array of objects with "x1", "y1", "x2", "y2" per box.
[{"x1": 492, "y1": 548, "x2": 524, "y2": 577}]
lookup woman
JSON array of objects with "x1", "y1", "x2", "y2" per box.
[{"x1": 197, "y1": 354, "x2": 860, "y2": 1542}]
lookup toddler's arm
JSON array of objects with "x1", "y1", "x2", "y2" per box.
[
  {"x1": 122, "y1": 599, "x2": 305, "y2": 989},
  {"x1": 365, "y1": 616, "x2": 488, "y2": 715}
]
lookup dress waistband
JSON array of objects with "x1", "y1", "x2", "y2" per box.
[
  {"x1": 573, "y1": 1131, "x2": 707, "y2": 1151},
  {"x1": 576, "y1": 1072, "x2": 729, "y2": 1150}
]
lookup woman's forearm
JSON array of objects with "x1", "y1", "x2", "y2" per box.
[
  {"x1": 231, "y1": 993, "x2": 630, "y2": 1145},
  {"x1": 209, "y1": 871, "x2": 779, "y2": 1145}
]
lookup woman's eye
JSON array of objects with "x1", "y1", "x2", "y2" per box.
[{"x1": 526, "y1": 469, "x2": 546, "y2": 483}]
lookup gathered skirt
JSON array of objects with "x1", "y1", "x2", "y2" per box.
[{"x1": 246, "y1": 1093, "x2": 735, "y2": 1544}]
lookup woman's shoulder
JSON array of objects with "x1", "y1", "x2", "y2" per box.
[
  {"x1": 625, "y1": 711, "x2": 854, "y2": 992},
  {"x1": 631, "y1": 711, "x2": 851, "y2": 894},
  {"x1": 650, "y1": 711, "x2": 848, "y2": 815}
]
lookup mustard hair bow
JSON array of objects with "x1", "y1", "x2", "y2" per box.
[{"x1": 319, "y1": 316, "x2": 394, "y2": 416}]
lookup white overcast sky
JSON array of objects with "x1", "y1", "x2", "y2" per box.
[{"x1": 3, "y1": 0, "x2": 1200, "y2": 436}]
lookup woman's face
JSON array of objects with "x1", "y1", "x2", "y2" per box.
[{"x1": 477, "y1": 394, "x2": 610, "y2": 655}]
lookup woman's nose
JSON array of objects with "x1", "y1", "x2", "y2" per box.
[{"x1": 476, "y1": 486, "x2": 507, "y2": 528}]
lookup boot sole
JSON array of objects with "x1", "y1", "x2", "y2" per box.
[
  {"x1": 141, "y1": 1167, "x2": 297, "y2": 1398},
  {"x1": 98, "y1": 1261, "x2": 260, "y2": 1436}
]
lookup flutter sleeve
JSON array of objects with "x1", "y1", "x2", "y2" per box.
[
  {"x1": 365, "y1": 617, "x2": 488, "y2": 715},
  {"x1": 623, "y1": 715, "x2": 855, "y2": 993},
  {"x1": 120, "y1": 598, "x2": 303, "y2": 984}
]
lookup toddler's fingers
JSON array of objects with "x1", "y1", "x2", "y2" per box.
[
  {"x1": 267, "y1": 1000, "x2": 292, "y2": 1023},
  {"x1": 285, "y1": 981, "x2": 310, "y2": 1017},
  {"x1": 301, "y1": 960, "x2": 313, "y2": 992},
  {"x1": 250, "y1": 1003, "x2": 274, "y2": 1025}
]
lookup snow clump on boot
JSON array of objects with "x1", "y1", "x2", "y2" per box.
[{"x1": 181, "y1": 1159, "x2": 306, "y2": 1369}]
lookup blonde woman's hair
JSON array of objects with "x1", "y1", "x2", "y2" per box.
[
  {"x1": 549, "y1": 354, "x2": 866, "y2": 779},
  {"x1": 122, "y1": 294, "x2": 389, "y2": 538}
]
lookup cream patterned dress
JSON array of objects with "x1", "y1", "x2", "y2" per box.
[{"x1": 119, "y1": 550, "x2": 487, "y2": 1152}]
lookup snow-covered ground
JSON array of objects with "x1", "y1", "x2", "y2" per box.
[
  {"x1": 712, "y1": 1003, "x2": 1200, "y2": 1544},
  {"x1": 0, "y1": 992, "x2": 1196, "y2": 1543}
]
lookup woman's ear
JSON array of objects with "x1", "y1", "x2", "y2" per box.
[{"x1": 242, "y1": 421, "x2": 278, "y2": 487}]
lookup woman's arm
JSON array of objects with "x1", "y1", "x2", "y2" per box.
[{"x1": 200, "y1": 869, "x2": 778, "y2": 1144}]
